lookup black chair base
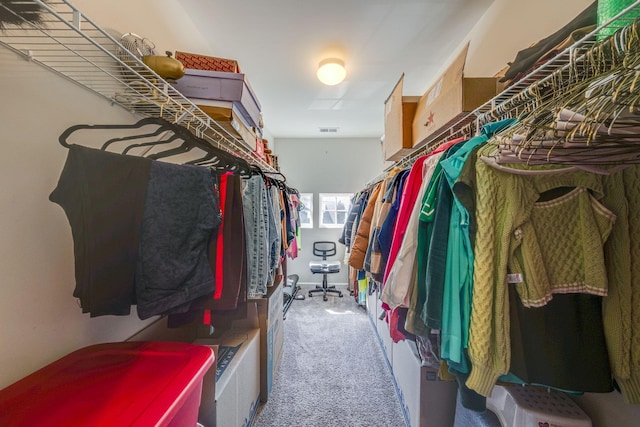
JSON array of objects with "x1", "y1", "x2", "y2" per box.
[{"x1": 308, "y1": 277, "x2": 343, "y2": 301}]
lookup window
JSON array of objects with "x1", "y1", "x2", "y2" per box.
[
  {"x1": 319, "y1": 193, "x2": 352, "y2": 228},
  {"x1": 298, "y1": 193, "x2": 313, "y2": 228}
]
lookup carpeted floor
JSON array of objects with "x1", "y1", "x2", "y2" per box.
[{"x1": 253, "y1": 289, "x2": 407, "y2": 427}]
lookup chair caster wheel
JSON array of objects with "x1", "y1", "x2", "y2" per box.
[
  {"x1": 308, "y1": 292, "x2": 313, "y2": 297},
  {"x1": 323, "y1": 296, "x2": 328, "y2": 301},
  {"x1": 339, "y1": 293, "x2": 343, "y2": 297}
]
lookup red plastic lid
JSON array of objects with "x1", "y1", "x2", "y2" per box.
[{"x1": 0, "y1": 341, "x2": 214, "y2": 426}]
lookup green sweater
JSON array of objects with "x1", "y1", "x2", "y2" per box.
[
  {"x1": 467, "y1": 145, "x2": 640, "y2": 402},
  {"x1": 601, "y1": 165, "x2": 640, "y2": 404},
  {"x1": 509, "y1": 186, "x2": 615, "y2": 307}
]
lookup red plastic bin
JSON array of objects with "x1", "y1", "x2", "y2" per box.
[{"x1": 0, "y1": 341, "x2": 214, "y2": 427}]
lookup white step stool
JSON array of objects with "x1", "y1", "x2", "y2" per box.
[{"x1": 486, "y1": 384, "x2": 591, "y2": 427}]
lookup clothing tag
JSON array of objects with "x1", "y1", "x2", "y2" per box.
[{"x1": 507, "y1": 273, "x2": 524, "y2": 284}]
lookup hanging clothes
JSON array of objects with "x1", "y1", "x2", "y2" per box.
[
  {"x1": 49, "y1": 145, "x2": 152, "y2": 317},
  {"x1": 342, "y1": 189, "x2": 372, "y2": 294},
  {"x1": 600, "y1": 165, "x2": 640, "y2": 404},
  {"x1": 348, "y1": 182, "x2": 382, "y2": 271},
  {"x1": 507, "y1": 288, "x2": 613, "y2": 394},
  {"x1": 409, "y1": 141, "x2": 465, "y2": 337},
  {"x1": 135, "y1": 159, "x2": 221, "y2": 320},
  {"x1": 381, "y1": 155, "x2": 429, "y2": 287},
  {"x1": 50, "y1": 145, "x2": 222, "y2": 320},
  {"x1": 422, "y1": 119, "x2": 516, "y2": 411},
  {"x1": 381, "y1": 138, "x2": 464, "y2": 313},
  {"x1": 509, "y1": 187, "x2": 614, "y2": 307},
  {"x1": 242, "y1": 174, "x2": 271, "y2": 298},
  {"x1": 213, "y1": 172, "x2": 230, "y2": 301},
  {"x1": 268, "y1": 185, "x2": 283, "y2": 267},
  {"x1": 284, "y1": 190, "x2": 300, "y2": 259},
  {"x1": 364, "y1": 169, "x2": 403, "y2": 283},
  {"x1": 166, "y1": 172, "x2": 248, "y2": 328},
  {"x1": 465, "y1": 138, "x2": 622, "y2": 397},
  {"x1": 264, "y1": 184, "x2": 280, "y2": 284},
  {"x1": 435, "y1": 120, "x2": 516, "y2": 374},
  {"x1": 377, "y1": 171, "x2": 409, "y2": 271},
  {"x1": 210, "y1": 173, "x2": 246, "y2": 310}
]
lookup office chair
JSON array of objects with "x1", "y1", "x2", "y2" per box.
[{"x1": 308, "y1": 241, "x2": 343, "y2": 301}]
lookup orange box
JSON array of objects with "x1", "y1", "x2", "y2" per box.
[{"x1": 175, "y1": 51, "x2": 240, "y2": 73}]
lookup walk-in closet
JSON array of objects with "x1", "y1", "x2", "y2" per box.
[{"x1": 2, "y1": 0, "x2": 640, "y2": 426}]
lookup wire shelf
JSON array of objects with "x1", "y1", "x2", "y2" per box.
[{"x1": 0, "y1": 0, "x2": 275, "y2": 171}]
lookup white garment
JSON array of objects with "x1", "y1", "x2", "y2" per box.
[{"x1": 381, "y1": 153, "x2": 444, "y2": 309}]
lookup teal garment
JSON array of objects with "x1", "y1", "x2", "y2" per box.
[
  {"x1": 412, "y1": 143, "x2": 464, "y2": 336},
  {"x1": 438, "y1": 119, "x2": 517, "y2": 373},
  {"x1": 410, "y1": 159, "x2": 445, "y2": 335}
]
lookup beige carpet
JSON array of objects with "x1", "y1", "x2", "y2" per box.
[{"x1": 253, "y1": 293, "x2": 407, "y2": 427}]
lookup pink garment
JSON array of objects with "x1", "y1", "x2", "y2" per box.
[
  {"x1": 286, "y1": 193, "x2": 299, "y2": 259},
  {"x1": 388, "y1": 307, "x2": 407, "y2": 343},
  {"x1": 381, "y1": 155, "x2": 427, "y2": 287},
  {"x1": 382, "y1": 138, "x2": 464, "y2": 288},
  {"x1": 288, "y1": 235, "x2": 299, "y2": 259}
]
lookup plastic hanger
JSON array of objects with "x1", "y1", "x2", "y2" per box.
[
  {"x1": 100, "y1": 123, "x2": 180, "y2": 151},
  {"x1": 58, "y1": 117, "x2": 175, "y2": 148}
]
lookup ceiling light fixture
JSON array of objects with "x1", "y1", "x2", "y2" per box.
[{"x1": 317, "y1": 58, "x2": 346, "y2": 86}]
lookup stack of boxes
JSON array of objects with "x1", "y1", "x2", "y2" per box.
[
  {"x1": 382, "y1": 43, "x2": 503, "y2": 162},
  {"x1": 194, "y1": 280, "x2": 285, "y2": 427},
  {"x1": 172, "y1": 51, "x2": 266, "y2": 159}
]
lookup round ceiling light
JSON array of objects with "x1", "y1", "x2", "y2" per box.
[{"x1": 317, "y1": 58, "x2": 346, "y2": 86}]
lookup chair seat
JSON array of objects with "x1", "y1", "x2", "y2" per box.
[{"x1": 309, "y1": 260, "x2": 341, "y2": 274}]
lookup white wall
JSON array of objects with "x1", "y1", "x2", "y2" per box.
[
  {"x1": 410, "y1": 0, "x2": 595, "y2": 88},
  {"x1": 0, "y1": 47, "x2": 159, "y2": 388},
  {"x1": 463, "y1": 0, "x2": 595, "y2": 77},
  {"x1": 274, "y1": 137, "x2": 384, "y2": 286},
  {"x1": 72, "y1": 0, "x2": 211, "y2": 55},
  {"x1": 0, "y1": 0, "x2": 208, "y2": 390}
]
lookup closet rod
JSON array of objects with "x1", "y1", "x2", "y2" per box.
[
  {"x1": 365, "y1": 0, "x2": 640, "y2": 187},
  {"x1": 0, "y1": 0, "x2": 275, "y2": 172}
]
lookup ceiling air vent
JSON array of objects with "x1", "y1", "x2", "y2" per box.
[{"x1": 319, "y1": 127, "x2": 339, "y2": 133}]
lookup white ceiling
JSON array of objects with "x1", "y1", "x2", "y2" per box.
[{"x1": 176, "y1": 0, "x2": 495, "y2": 139}]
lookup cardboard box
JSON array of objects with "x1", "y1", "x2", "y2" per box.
[
  {"x1": 412, "y1": 43, "x2": 503, "y2": 148},
  {"x1": 195, "y1": 328, "x2": 261, "y2": 427},
  {"x1": 383, "y1": 75, "x2": 420, "y2": 161},
  {"x1": 172, "y1": 69, "x2": 262, "y2": 129},
  {"x1": 194, "y1": 99, "x2": 262, "y2": 155},
  {"x1": 392, "y1": 339, "x2": 458, "y2": 427},
  {"x1": 175, "y1": 51, "x2": 240, "y2": 73},
  {"x1": 249, "y1": 282, "x2": 284, "y2": 402}
]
